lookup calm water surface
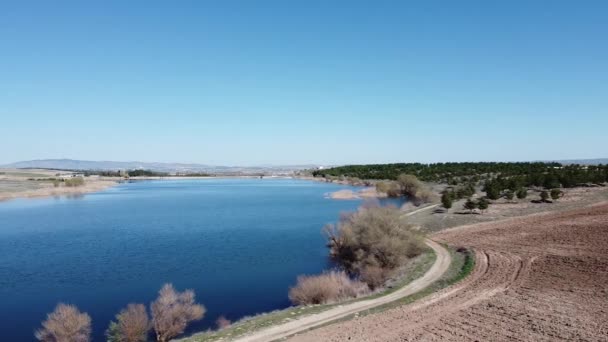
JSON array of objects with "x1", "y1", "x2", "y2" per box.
[{"x1": 0, "y1": 179, "x2": 403, "y2": 341}]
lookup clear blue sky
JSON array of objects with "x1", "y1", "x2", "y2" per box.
[{"x1": 1, "y1": 1, "x2": 607, "y2": 165}]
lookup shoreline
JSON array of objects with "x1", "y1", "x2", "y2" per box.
[
  {"x1": 0, "y1": 179, "x2": 119, "y2": 202},
  {"x1": 0, "y1": 175, "x2": 300, "y2": 202}
]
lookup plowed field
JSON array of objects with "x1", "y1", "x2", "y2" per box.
[{"x1": 290, "y1": 203, "x2": 608, "y2": 341}]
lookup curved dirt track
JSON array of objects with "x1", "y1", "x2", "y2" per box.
[
  {"x1": 290, "y1": 203, "x2": 608, "y2": 342},
  {"x1": 233, "y1": 239, "x2": 451, "y2": 342}
]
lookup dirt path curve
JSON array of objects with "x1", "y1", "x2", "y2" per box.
[
  {"x1": 402, "y1": 204, "x2": 439, "y2": 217},
  {"x1": 233, "y1": 239, "x2": 451, "y2": 342},
  {"x1": 290, "y1": 204, "x2": 608, "y2": 342}
]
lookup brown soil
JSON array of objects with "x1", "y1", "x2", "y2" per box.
[{"x1": 289, "y1": 203, "x2": 608, "y2": 341}]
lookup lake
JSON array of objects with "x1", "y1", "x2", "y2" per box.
[{"x1": 0, "y1": 178, "x2": 403, "y2": 341}]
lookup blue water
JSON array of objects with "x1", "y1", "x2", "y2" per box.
[{"x1": 0, "y1": 179, "x2": 403, "y2": 341}]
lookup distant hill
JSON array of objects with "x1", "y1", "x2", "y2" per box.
[{"x1": 0, "y1": 159, "x2": 320, "y2": 174}]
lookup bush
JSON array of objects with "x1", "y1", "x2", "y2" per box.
[
  {"x1": 35, "y1": 303, "x2": 91, "y2": 342},
  {"x1": 385, "y1": 182, "x2": 401, "y2": 197},
  {"x1": 288, "y1": 270, "x2": 368, "y2": 305},
  {"x1": 359, "y1": 265, "x2": 390, "y2": 290},
  {"x1": 215, "y1": 316, "x2": 231, "y2": 330},
  {"x1": 413, "y1": 188, "x2": 437, "y2": 205},
  {"x1": 504, "y1": 190, "x2": 514, "y2": 200},
  {"x1": 375, "y1": 181, "x2": 390, "y2": 194},
  {"x1": 464, "y1": 198, "x2": 477, "y2": 212},
  {"x1": 65, "y1": 177, "x2": 85, "y2": 187},
  {"x1": 550, "y1": 189, "x2": 562, "y2": 200},
  {"x1": 477, "y1": 197, "x2": 489, "y2": 212},
  {"x1": 106, "y1": 304, "x2": 150, "y2": 342},
  {"x1": 441, "y1": 191, "x2": 453, "y2": 209},
  {"x1": 151, "y1": 284, "x2": 205, "y2": 342},
  {"x1": 516, "y1": 188, "x2": 528, "y2": 199},
  {"x1": 540, "y1": 190, "x2": 549, "y2": 202},
  {"x1": 397, "y1": 174, "x2": 422, "y2": 197},
  {"x1": 324, "y1": 206, "x2": 426, "y2": 274},
  {"x1": 485, "y1": 184, "x2": 501, "y2": 200}
]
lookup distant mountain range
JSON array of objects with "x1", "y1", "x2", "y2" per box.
[
  {"x1": 0, "y1": 159, "x2": 322, "y2": 174},
  {"x1": 2, "y1": 158, "x2": 606, "y2": 174}
]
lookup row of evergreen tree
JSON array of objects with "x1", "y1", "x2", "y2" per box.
[{"x1": 313, "y1": 162, "x2": 608, "y2": 187}]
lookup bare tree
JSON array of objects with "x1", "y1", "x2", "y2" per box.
[
  {"x1": 106, "y1": 304, "x2": 150, "y2": 342},
  {"x1": 150, "y1": 284, "x2": 205, "y2": 342},
  {"x1": 397, "y1": 174, "x2": 422, "y2": 197},
  {"x1": 35, "y1": 303, "x2": 91, "y2": 342}
]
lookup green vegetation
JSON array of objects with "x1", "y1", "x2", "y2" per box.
[
  {"x1": 516, "y1": 187, "x2": 528, "y2": 199},
  {"x1": 540, "y1": 190, "x2": 550, "y2": 202},
  {"x1": 313, "y1": 162, "x2": 564, "y2": 182},
  {"x1": 463, "y1": 198, "x2": 477, "y2": 213},
  {"x1": 477, "y1": 197, "x2": 489, "y2": 212},
  {"x1": 441, "y1": 192, "x2": 453, "y2": 209},
  {"x1": 314, "y1": 163, "x2": 608, "y2": 193},
  {"x1": 550, "y1": 188, "x2": 562, "y2": 201}
]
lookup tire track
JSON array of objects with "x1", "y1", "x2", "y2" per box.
[{"x1": 289, "y1": 204, "x2": 608, "y2": 342}]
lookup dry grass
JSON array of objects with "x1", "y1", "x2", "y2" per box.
[{"x1": 288, "y1": 271, "x2": 369, "y2": 305}]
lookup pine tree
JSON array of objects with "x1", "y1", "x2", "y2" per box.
[
  {"x1": 477, "y1": 197, "x2": 489, "y2": 213},
  {"x1": 464, "y1": 198, "x2": 477, "y2": 213},
  {"x1": 441, "y1": 192, "x2": 453, "y2": 209}
]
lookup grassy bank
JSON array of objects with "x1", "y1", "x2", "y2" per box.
[
  {"x1": 297, "y1": 246, "x2": 475, "y2": 334},
  {"x1": 178, "y1": 250, "x2": 437, "y2": 342}
]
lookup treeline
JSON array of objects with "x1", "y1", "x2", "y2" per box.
[
  {"x1": 79, "y1": 170, "x2": 169, "y2": 177},
  {"x1": 313, "y1": 162, "x2": 608, "y2": 186},
  {"x1": 483, "y1": 164, "x2": 608, "y2": 196}
]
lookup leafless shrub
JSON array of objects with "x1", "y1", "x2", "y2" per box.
[
  {"x1": 360, "y1": 265, "x2": 391, "y2": 290},
  {"x1": 325, "y1": 206, "x2": 426, "y2": 274},
  {"x1": 413, "y1": 188, "x2": 438, "y2": 205},
  {"x1": 35, "y1": 303, "x2": 91, "y2": 342},
  {"x1": 215, "y1": 315, "x2": 231, "y2": 330},
  {"x1": 151, "y1": 284, "x2": 206, "y2": 342},
  {"x1": 106, "y1": 303, "x2": 150, "y2": 342},
  {"x1": 386, "y1": 182, "x2": 402, "y2": 197},
  {"x1": 375, "y1": 181, "x2": 390, "y2": 194},
  {"x1": 288, "y1": 270, "x2": 369, "y2": 305},
  {"x1": 397, "y1": 174, "x2": 423, "y2": 197}
]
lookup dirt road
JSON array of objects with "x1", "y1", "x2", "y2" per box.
[
  {"x1": 290, "y1": 203, "x2": 608, "y2": 341},
  {"x1": 233, "y1": 239, "x2": 451, "y2": 342}
]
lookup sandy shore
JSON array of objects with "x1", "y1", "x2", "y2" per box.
[
  {"x1": 0, "y1": 179, "x2": 118, "y2": 202},
  {"x1": 327, "y1": 187, "x2": 387, "y2": 200}
]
